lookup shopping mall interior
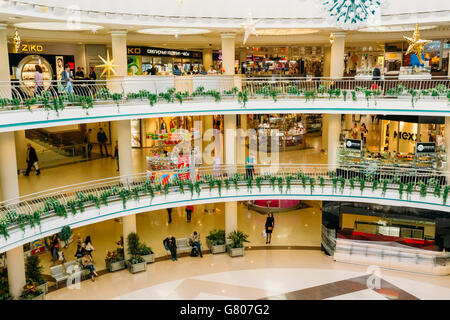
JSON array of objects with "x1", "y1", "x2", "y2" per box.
[{"x1": 0, "y1": 0, "x2": 449, "y2": 306}]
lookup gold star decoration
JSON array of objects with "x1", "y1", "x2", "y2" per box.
[
  {"x1": 96, "y1": 51, "x2": 119, "y2": 78},
  {"x1": 403, "y1": 24, "x2": 431, "y2": 65}
]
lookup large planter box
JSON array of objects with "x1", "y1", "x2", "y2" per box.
[
  {"x1": 127, "y1": 261, "x2": 147, "y2": 274},
  {"x1": 207, "y1": 240, "x2": 226, "y2": 254},
  {"x1": 105, "y1": 259, "x2": 126, "y2": 272},
  {"x1": 227, "y1": 246, "x2": 245, "y2": 257},
  {"x1": 36, "y1": 282, "x2": 48, "y2": 294},
  {"x1": 142, "y1": 254, "x2": 155, "y2": 264},
  {"x1": 19, "y1": 293, "x2": 45, "y2": 300}
]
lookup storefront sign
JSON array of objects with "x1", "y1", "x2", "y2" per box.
[
  {"x1": 345, "y1": 139, "x2": 362, "y2": 151},
  {"x1": 127, "y1": 46, "x2": 202, "y2": 59},
  {"x1": 21, "y1": 44, "x2": 44, "y2": 53},
  {"x1": 416, "y1": 142, "x2": 436, "y2": 154},
  {"x1": 393, "y1": 131, "x2": 417, "y2": 141}
]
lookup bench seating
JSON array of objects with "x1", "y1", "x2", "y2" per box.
[
  {"x1": 165, "y1": 238, "x2": 202, "y2": 257},
  {"x1": 50, "y1": 259, "x2": 95, "y2": 287}
]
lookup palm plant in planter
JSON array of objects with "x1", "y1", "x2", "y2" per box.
[
  {"x1": 206, "y1": 229, "x2": 226, "y2": 254},
  {"x1": 25, "y1": 255, "x2": 47, "y2": 294},
  {"x1": 19, "y1": 280, "x2": 44, "y2": 300},
  {"x1": 126, "y1": 232, "x2": 147, "y2": 273},
  {"x1": 105, "y1": 247, "x2": 125, "y2": 272},
  {"x1": 227, "y1": 230, "x2": 249, "y2": 257},
  {"x1": 139, "y1": 243, "x2": 155, "y2": 264}
]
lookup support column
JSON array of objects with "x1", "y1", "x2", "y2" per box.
[
  {"x1": 225, "y1": 201, "x2": 238, "y2": 241},
  {"x1": 0, "y1": 24, "x2": 10, "y2": 83},
  {"x1": 237, "y1": 115, "x2": 247, "y2": 165},
  {"x1": 323, "y1": 47, "x2": 331, "y2": 78},
  {"x1": 202, "y1": 115, "x2": 214, "y2": 165},
  {"x1": 14, "y1": 130, "x2": 26, "y2": 173},
  {"x1": 202, "y1": 48, "x2": 213, "y2": 70},
  {"x1": 322, "y1": 114, "x2": 328, "y2": 153},
  {"x1": 344, "y1": 114, "x2": 353, "y2": 131},
  {"x1": 110, "y1": 30, "x2": 128, "y2": 77},
  {"x1": 221, "y1": 33, "x2": 236, "y2": 75},
  {"x1": 330, "y1": 32, "x2": 346, "y2": 79},
  {"x1": 327, "y1": 114, "x2": 341, "y2": 167},
  {"x1": 117, "y1": 120, "x2": 136, "y2": 259},
  {"x1": 224, "y1": 114, "x2": 236, "y2": 170},
  {"x1": 0, "y1": 132, "x2": 25, "y2": 299}
]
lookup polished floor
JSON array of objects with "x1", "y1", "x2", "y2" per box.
[
  {"x1": 40, "y1": 201, "x2": 322, "y2": 274},
  {"x1": 45, "y1": 249, "x2": 450, "y2": 300}
]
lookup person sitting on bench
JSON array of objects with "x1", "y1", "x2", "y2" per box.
[{"x1": 189, "y1": 231, "x2": 203, "y2": 258}]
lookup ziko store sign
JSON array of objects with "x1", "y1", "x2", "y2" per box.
[
  {"x1": 127, "y1": 46, "x2": 202, "y2": 58},
  {"x1": 345, "y1": 139, "x2": 362, "y2": 151},
  {"x1": 416, "y1": 142, "x2": 436, "y2": 154}
]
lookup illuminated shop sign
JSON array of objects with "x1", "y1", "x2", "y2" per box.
[
  {"x1": 416, "y1": 142, "x2": 436, "y2": 154},
  {"x1": 21, "y1": 44, "x2": 44, "y2": 53},
  {"x1": 345, "y1": 139, "x2": 362, "y2": 151},
  {"x1": 127, "y1": 46, "x2": 202, "y2": 58},
  {"x1": 393, "y1": 131, "x2": 417, "y2": 141}
]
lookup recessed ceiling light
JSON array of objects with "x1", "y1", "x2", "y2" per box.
[
  {"x1": 14, "y1": 22, "x2": 103, "y2": 31},
  {"x1": 359, "y1": 25, "x2": 437, "y2": 32},
  {"x1": 257, "y1": 29, "x2": 318, "y2": 36},
  {"x1": 137, "y1": 28, "x2": 210, "y2": 36}
]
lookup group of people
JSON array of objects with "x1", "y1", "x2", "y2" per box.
[
  {"x1": 172, "y1": 64, "x2": 218, "y2": 76},
  {"x1": 83, "y1": 128, "x2": 119, "y2": 170},
  {"x1": 74, "y1": 235, "x2": 98, "y2": 281},
  {"x1": 351, "y1": 122, "x2": 369, "y2": 145},
  {"x1": 163, "y1": 231, "x2": 203, "y2": 261}
]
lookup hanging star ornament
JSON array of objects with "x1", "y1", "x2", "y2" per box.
[
  {"x1": 403, "y1": 24, "x2": 431, "y2": 65},
  {"x1": 241, "y1": 13, "x2": 260, "y2": 45},
  {"x1": 96, "y1": 51, "x2": 119, "y2": 78}
]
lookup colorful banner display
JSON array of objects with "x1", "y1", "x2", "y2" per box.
[{"x1": 177, "y1": 155, "x2": 190, "y2": 181}]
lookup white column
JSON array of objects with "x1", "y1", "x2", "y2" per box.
[
  {"x1": 225, "y1": 201, "x2": 238, "y2": 242},
  {"x1": 237, "y1": 115, "x2": 247, "y2": 165},
  {"x1": 322, "y1": 114, "x2": 329, "y2": 153},
  {"x1": 221, "y1": 33, "x2": 236, "y2": 75},
  {"x1": 345, "y1": 114, "x2": 353, "y2": 131},
  {"x1": 202, "y1": 115, "x2": 214, "y2": 165},
  {"x1": 328, "y1": 114, "x2": 341, "y2": 167},
  {"x1": 0, "y1": 132, "x2": 25, "y2": 299},
  {"x1": 6, "y1": 247, "x2": 25, "y2": 299},
  {"x1": 202, "y1": 48, "x2": 213, "y2": 70},
  {"x1": 110, "y1": 30, "x2": 128, "y2": 77},
  {"x1": 117, "y1": 120, "x2": 136, "y2": 259},
  {"x1": 330, "y1": 32, "x2": 346, "y2": 79},
  {"x1": 323, "y1": 47, "x2": 331, "y2": 78},
  {"x1": 0, "y1": 24, "x2": 10, "y2": 82},
  {"x1": 117, "y1": 120, "x2": 132, "y2": 177},
  {"x1": 193, "y1": 116, "x2": 202, "y2": 164},
  {"x1": 14, "y1": 130, "x2": 27, "y2": 173},
  {"x1": 74, "y1": 44, "x2": 87, "y2": 71},
  {"x1": 224, "y1": 114, "x2": 236, "y2": 169}
]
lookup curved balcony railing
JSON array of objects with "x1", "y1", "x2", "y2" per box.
[
  {"x1": 0, "y1": 76, "x2": 448, "y2": 113},
  {"x1": 0, "y1": 163, "x2": 449, "y2": 242}
]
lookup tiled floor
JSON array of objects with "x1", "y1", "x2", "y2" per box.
[{"x1": 45, "y1": 250, "x2": 450, "y2": 300}]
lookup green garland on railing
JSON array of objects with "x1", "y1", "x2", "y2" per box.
[{"x1": 2, "y1": 169, "x2": 450, "y2": 241}]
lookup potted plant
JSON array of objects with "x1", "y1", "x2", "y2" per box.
[
  {"x1": 19, "y1": 280, "x2": 44, "y2": 300},
  {"x1": 126, "y1": 232, "x2": 147, "y2": 274},
  {"x1": 139, "y1": 243, "x2": 155, "y2": 264},
  {"x1": 25, "y1": 255, "x2": 48, "y2": 294},
  {"x1": 206, "y1": 229, "x2": 226, "y2": 254},
  {"x1": 105, "y1": 248, "x2": 125, "y2": 272},
  {"x1": 0, "y1": 268, "x2": 12, "y2": 300},
  {"x1": 227, "y1": 230, "x2": 249, "y2": 257}
]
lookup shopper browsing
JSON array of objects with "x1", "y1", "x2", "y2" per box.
[
  {"x1": 25, "y1": 143, "x2": 40, "y2": 176},
  {"x1": 163, "y1": 235, "x2": 177, "y2": 261},
  {"x1": 61, "y1": 64, "x2": 74, "y2": 93},
  {"x1": 34, "y1": 64, "x2": 44, "y2": 96},
  {"x1": 97, "y1": 128, "x2": 109, "y2": 157}
]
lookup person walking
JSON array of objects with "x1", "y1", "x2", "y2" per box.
[
  {"x1": 97, "y1": 128, "x2": 109, "y2": 157},
  {"x1": 351, "y1": 123, "x2": 359, "y2": 140},
  {"x1": 61, "y1": 64, "x2": 74, "y2": 93},
  {"x1": 189, "y1": 231, "x2": 203, "y2": 258},
  {"x1": 167, "y1": 208, "x2": 173, "y2": 224},
  {"x1": 49, "y1": 233, "x2": 61, "y2": 265},
  {"x1": 82, "y1": 236, "x2": 94, "y2": 257},
  {"x1": 185, "y1": 205, "x2": 194, "y2": 222},
  {"x1": 163, "y1": 235, "x2": 177, "y2": 261},
  {"x1": 84, "y1": 128, "x2": 93, "y2": 157},
  {"x1": 34, "y1": 64, "x2": 44, "y2": 96},
  {"x1": 25, "y1": 143, "x2": 40, "y2": 176},
  {"x1": 265, "y1": 212, "x2": 275, "y2": 244},
  {"x1": 114, "y1": 140, "x2": 119, "y2": 171},
  {"x1": 360, "y1": 123, "x2": 368, "y2": 146},
  {"x1": 245, "y1": 153, "x2": 255, "y2": 179}
]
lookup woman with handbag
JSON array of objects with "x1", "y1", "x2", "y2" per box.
[{"x1": 265, "y1": 212, "x2": 275, "y2": 245}]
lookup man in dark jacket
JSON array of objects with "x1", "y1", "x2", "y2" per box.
[
  {"x1": 97, "y1": 128, "x2": 109, "y2": 157},
  {"x1": 25, "y1": 143, "x2": 40, "y2": 176},
  {"x1": 163, "y1": 236, "x2": 177, "y2": 261}
]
